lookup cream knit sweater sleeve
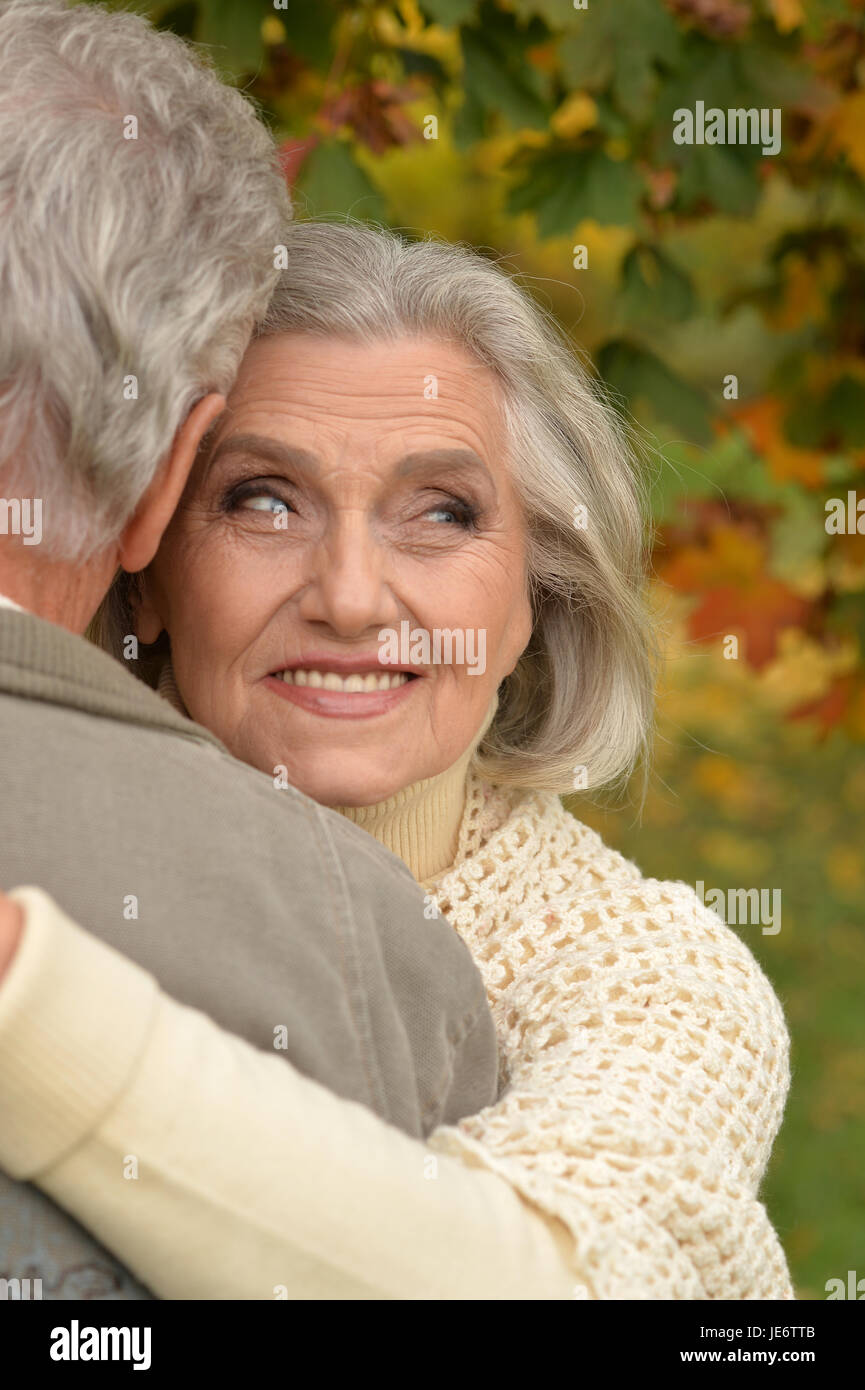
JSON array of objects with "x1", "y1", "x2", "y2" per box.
[{"x1": 422, "y1": 779, "x2": 796, "y2": 1300}]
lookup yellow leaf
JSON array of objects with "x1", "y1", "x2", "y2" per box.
[
  {"x1": 397, "y1": 0, "x2": 427, "y2": 37},
  {"x1": 261, "y1": 16, "x2": 286, "y2": 45},
  {"x1": 769, "y1": 0, "x2": 805, "y2": 33},
  {"x1": 604, "y1": 137, "x2": 630, "y2": 162},
  {"x1": 826, "y1": 92, "x2": 865, "y2": 179},
  {"x1": 550, "y1": 92, "x2": 598, "y2": 140},
  {"x1": 760, "y1": 629, "x2": 857, "y2": 712}
]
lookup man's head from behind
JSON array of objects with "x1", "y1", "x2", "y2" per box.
[{"x1": 0, "y1": 0, "x2": 289, "y2": 627}]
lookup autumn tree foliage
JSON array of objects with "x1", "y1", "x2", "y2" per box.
[{"x1": 110, "y1": 0, "x2": 865, "y2": 738}]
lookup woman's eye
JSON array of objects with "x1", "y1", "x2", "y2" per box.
[
  {"x1": 229, "y1": 489, "x2": 292, "y2": 517},
  {"x1": 240, "y1": 494, "x2": 292, "y2": 517},
  {"x1": 422, "y1": 499, "x2": 477, "y2": 527}
]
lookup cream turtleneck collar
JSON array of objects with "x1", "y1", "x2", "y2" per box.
[
  {"x1": 334, "y1": 740, "x2": 477, "y2": 887},
  {"x1": 157, "y1": 660, "x2": 497, "y2": 886}
]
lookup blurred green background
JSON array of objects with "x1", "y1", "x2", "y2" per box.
[{"x1": 86, "y1": 0, "x2": 864, "y2": 1298}]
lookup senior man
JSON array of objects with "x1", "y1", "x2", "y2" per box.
[{"x1": 0, "y1": 0, "x2": 507, "y2": 1300}]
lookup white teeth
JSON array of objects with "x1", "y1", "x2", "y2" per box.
[{"x1": 280, "y1": 669, "x2": 409, "y2": 692}]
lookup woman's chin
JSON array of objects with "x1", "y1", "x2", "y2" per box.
[
  {"x1": 261, "y1": 760, "x2": 416, "y2": 809},
  {"x1": 321, "y1": 775, "x2": 412, "y2": 809}
]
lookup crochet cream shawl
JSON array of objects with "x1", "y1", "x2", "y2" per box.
[{"x1": 423, "y1": 770, "x2": 795, "y2": 1300}]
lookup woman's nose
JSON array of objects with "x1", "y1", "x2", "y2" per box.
[{"x1": 296, "y1": 519, "x2": 400, "y2": 638}]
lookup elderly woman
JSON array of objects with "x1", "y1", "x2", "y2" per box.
[{"x1": 0, "y1": 220, "x2": 794, "y2": 1299}]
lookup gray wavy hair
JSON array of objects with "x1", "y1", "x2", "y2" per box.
[
  {"x1": 0, "y1": 0, "x2": 289, "y2": 560},
  {"x1": 100, "y1": 218, "x2": 657, "y2": 795},
  {"x1": 257, "y1": 222, "x2": 656, "y2": 794}
]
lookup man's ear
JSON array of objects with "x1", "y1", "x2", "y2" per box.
[{"x1": 117, "y1": 392, "x2": 226, "y2": 576}]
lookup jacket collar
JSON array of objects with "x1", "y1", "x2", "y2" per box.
[{"x1": 0, "y1": 608, "x2": 225, "y2": 751}]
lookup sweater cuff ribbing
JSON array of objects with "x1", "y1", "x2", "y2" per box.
[{"x1": 0, "y1": 886, "x2": 158, "y2": 1180}]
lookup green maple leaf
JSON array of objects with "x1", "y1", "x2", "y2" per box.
[
  {"x1": 418, "y1": 0, "x2": 477, "y2": 24},
  {"x1": 508, "y1": 147, "x2": 643, "y2": 232},
  {"x1": 559, "y1": 0, "x2": 683, "y2": 123},
  {"x1": 295, "y1": 141, "x2": 387, "y2": 222}
]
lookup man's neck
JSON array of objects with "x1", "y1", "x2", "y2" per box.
[{"x1": 0, "y1": 553, "x2": 115, "y2": 634}]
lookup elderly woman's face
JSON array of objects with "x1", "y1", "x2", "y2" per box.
[{"x1": 143, "y1": 333, "x2": 533, "y2": 806}]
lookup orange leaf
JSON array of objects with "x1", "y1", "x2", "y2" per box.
[
  {"x1": 788, "y1": 674, "x2": 857, "y2": 734},
  {"x1": 657, "y1": 521, "x2": 765, "y2": 592},
  {"x1": 688, "y1": 582, "x2": 811, "y2": 670},
  {"x1": 277, "y1": 134, "x2": 319, "y2": 186},
  {"x1": 732, "y1": 397, "x2": 825, "y2": 487}
]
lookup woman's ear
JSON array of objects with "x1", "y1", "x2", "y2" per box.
[
  {"x1": 502, "y1": 580, "x2": 535, "y2": 679},
  {"x1": 133, "y1": 573, "x2": 165, "y2": 645}
]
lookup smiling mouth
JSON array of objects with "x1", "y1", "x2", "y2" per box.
[
  {"x1": 265, "y1": 661, "x2": 422, "y2": 720},
  {"x1": 276, "y1": 669, "x2": 418, "y2": 692}
]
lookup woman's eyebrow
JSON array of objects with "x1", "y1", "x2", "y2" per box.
[
  {"x1": 396, "y1": 448, "x2": 494, "y2": 484},
  {"x1": 203, "y1": 437, "x2": 494, "y2": 490},
  {"x1": 207, "y1": 433, "x2": 320, "y2": 475}
]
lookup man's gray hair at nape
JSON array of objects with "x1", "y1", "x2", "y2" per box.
[{"x1": 0, "y1": 0, "x2": 290, "y2": 561}]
